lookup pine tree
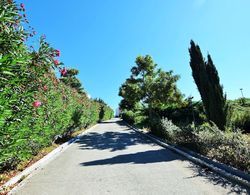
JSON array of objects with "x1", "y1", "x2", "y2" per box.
[
  {"x1": 60, "y1": 68, "x2": 85, "y2": 94},
  {"x1": 119, "y1": 55, "x2": 183, "y2": 111},
  {"x1": 189, "y1": 40, "x2": 227, "y2": 130}
]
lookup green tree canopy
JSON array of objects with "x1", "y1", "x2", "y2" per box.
[{"x1": 119, "y1": 55, "x2": 183, "y2": 111}]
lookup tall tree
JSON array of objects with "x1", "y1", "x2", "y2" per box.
[
  {"x1": 119, "y1": 55, "x2": 183, "y2": 112},
  {"x1": 189, "y1": 40, "x2": 227, "y2": 130}
]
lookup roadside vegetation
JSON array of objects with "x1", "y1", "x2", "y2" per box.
[
  {"x1": 0, "y1": 0, "x2": 113, "y2": 180},
  {"x1": 119, "y1": 43, "x2": 249, "y2": 173}
]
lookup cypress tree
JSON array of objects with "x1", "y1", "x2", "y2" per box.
[{"x1": 189, "y1": 40, "x2": 227, "y2": 130}]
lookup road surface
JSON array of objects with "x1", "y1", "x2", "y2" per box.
[{"x1": 11, "y1": 119, "x2": 248, "y2": 195}]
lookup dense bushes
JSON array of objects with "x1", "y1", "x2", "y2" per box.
[
  {"x1": 93, "y1": 99, "x2": 114, "y2": 122},
  {"x1": 232, "y1": 111, "x2": 250, "y2": 133},
  {"x1": 121, "y1": 109, "x2": 147, "y2": 127},
  {"x1": 122, "y1": 101, "x2": 250, "y2": 172},
  {"x1": 0, "y1": 0, "x2": 113, "y2": 172},
  {"x1": 195, "y1": 125, "x2": 249, "y2": 172},
  {"x1": 158, "y1": 118, "x2": 250, "y2": 173},
  {"x1": 229, "y1": 100, "x2": 250, "y2": 133}
]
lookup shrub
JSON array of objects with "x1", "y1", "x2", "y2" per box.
[
  {"x1": 99, "y1": 105, "x2": 114, "y2": 122},
  {"x1": 232, "y1": 111, "x2": 250, "y2": 133},
  {"x1": 159, "y1": 118, "x2": 182, "y2": 142},
  {"x1": 156, "y1": 118, "x2": 249, "y2": 172},
  {"x1": 71, "y1": 107, "x2": 84, "y2": 128},
  {"x1": 0, "y1": 0, "x2": 114, "y2": 172},
  {"x1": 121, "y1": 108, "x2": 147, "y2": 127},
  {"x1": 195, "y1": 125, "x2": 250, "y2": 172},
  {"x1": 158, "y1": 118, "x2": 197, "y2": 147},
  {"x1": 155, "y1": 102, "x2": 206, "y2": 126},
  {"x1": 121, "y1": 110, "x2": 136, "y2": 124}
]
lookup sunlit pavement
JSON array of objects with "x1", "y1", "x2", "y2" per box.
[{"x1": 11, "y1": 119, "x2": 248, "y2": 195}]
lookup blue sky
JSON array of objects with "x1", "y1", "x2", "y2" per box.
[{"x1": 19, "y1": 0, "x2": 250, "y2": 111}]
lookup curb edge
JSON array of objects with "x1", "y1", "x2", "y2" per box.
[
  {"x1": 0, "y1": 124, "x2": 98, "y2": 192},
  {"x1": 125, "y1": 122, "x2": 250, "y2": 189}
]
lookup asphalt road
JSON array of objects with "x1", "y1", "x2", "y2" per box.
[{"x1": 11, "y1": 119, "x2": 248, "y2": 195}]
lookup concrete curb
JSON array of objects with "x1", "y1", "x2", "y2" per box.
[
  {"x1": 0, "y1": 124, "x2": 98, "y2": 191},
  {"x1": 125, "y1": 123, "x2": 250, "y2": 189}
]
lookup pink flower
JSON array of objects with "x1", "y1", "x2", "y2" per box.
[
  {"x1": 43, "y1": 85, "x2": 48, "y2": 91},
  {"x1": 33, "y1": 100, "x2": 42, "y2": 108},
  {"x1": 20, "y1": 3, "x2": 25, "y2": 9},
  {"x1": 55, "y1": 49, "x2": 60, "y2": 57},
  {"x1": 60, "y1": 67, "x2": 67, "y2": 76},
  {"x1": 53, "y1": 59, "x2": 59, "y2": 66}
]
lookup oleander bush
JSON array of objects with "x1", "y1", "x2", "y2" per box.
[{"x1": 0, "y1": 0, "x2": 113, "y2": 172}]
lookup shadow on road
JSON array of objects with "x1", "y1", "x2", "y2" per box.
[
  {"x1": 98, "y1": 121, "x2": 120, "y2": 124},
  {"x1": 80, "y1": 149, "x2": 180, "y2": 166},
  {"x1": 75, "y1": 124, "x2": 154, "y2": 152},
  {"x1": 185, "y1": 164, "x2": 250, "y2": 194},
  {"x1": 77, "y1": 120, "x2": 250, "y2": 193},
  {"x1": 77, "y1": 119, "x2": 183, "y2": 165}
]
